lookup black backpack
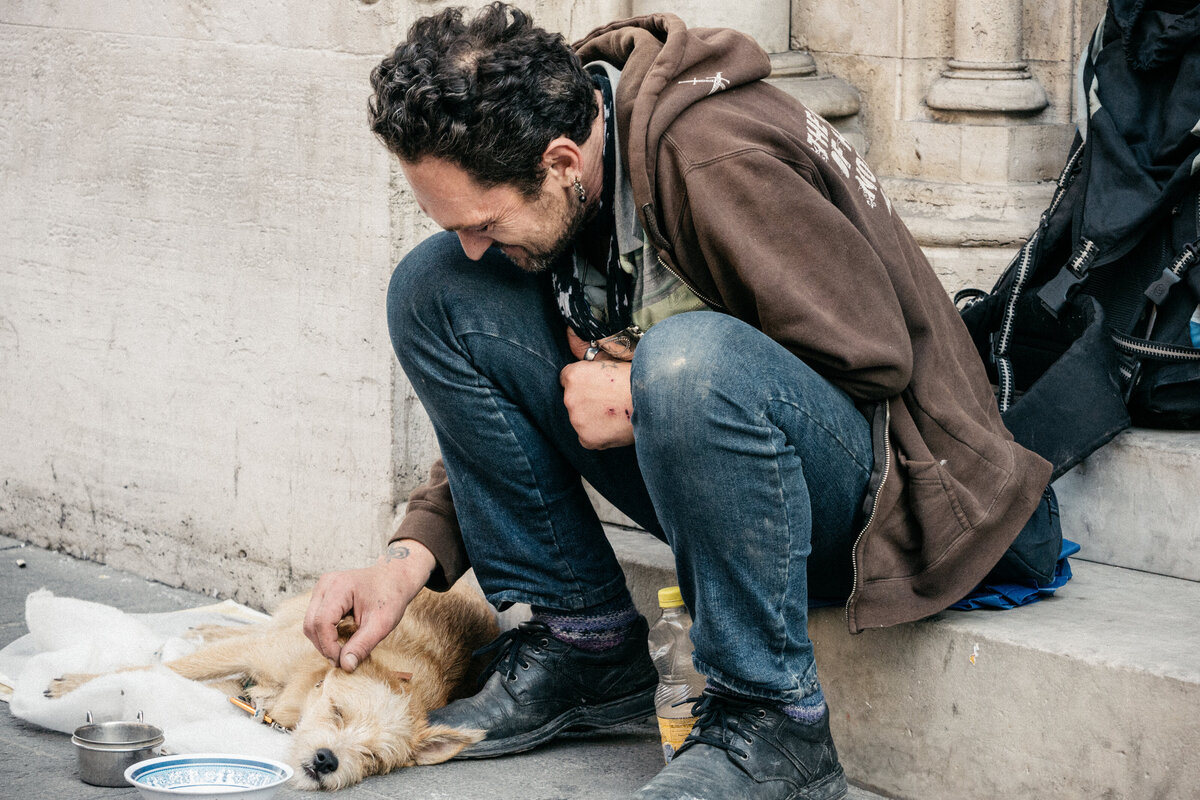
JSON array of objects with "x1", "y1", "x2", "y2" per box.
[{"x1": 956, "y1": 0, "x2": 1200, "y2": 481}]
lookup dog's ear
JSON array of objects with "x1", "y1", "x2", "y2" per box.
[
  {"x1": 410, "y1": 724, "x2": 484, "y2": 766},
  {"x1": 383, "y1": 669, "x2": 414, "y2": 694},
  {"x1": 335, "y1": 615, "x2": 358, "y2": 644}
]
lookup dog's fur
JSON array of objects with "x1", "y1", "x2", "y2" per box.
[{"x1": 46, "y1": 580, "x2": 499, "y2": 790}]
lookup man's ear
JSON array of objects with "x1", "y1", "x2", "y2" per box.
[
  {"x1": 411, "y1": 724, "x2": 485, "y2": 765},
  {"x1": 542, "y1": 135, "x2": 583, "y2": 186}
]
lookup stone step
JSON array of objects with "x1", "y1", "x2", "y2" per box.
[
  {"x1": 608, "y1": 527, "x2": 1200, "y2": 800},
  {"x1": 1053, "y1": 427, "x2": 1200, "y2": 582}
]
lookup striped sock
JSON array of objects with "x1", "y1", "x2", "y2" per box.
[
  {"x1": 530, "y1": 594, "x2": 640, "y2": 652},
  {"x1": 707, "y1": 682, "x2": 828, "y2": 725},
  {"x1": 781, "y1": 687, "x2": 828, "y2": 724}
]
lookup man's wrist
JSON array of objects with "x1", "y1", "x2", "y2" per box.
[{"x1": 378, "y1": 538, "x2": 437, "y2": 582}]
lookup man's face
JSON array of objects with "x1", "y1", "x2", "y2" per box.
[{"x1": 401, "y1": 157, "x2": 587, "y2": 273}]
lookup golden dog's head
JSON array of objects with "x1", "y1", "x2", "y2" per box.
[{"x1": 287, "y1": 660, "x2": 481, "y2": 790}]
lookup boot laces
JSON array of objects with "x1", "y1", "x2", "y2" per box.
[
  {"x1": 677, "y1": 693, "x2": 768, "y2": 760},
  {"x1": 472, "y1": 620, "x2": 553, "y2": 686}
]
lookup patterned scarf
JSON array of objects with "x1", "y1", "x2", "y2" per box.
[{"x1": 548, "y1": 70, "x2": 632, "y2": 344}]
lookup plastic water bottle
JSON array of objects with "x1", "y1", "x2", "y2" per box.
[{"x1": 647, "y1": 586, "x2": 705, "y2": 763}]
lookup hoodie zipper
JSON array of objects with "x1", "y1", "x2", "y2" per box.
[
  {"x1": 639, "y1": 200, "x2": 726, "y2": 312},
  {"x1": 655, "y1": 253, "x2": 726, "y2": 311},
  {"x1": 845, "y1": 399, "x2": 891, "y2": 631}
]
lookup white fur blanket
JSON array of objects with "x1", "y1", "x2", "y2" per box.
[{"x1": 0, "y1": 589, "x2": 289, "y2": 761}]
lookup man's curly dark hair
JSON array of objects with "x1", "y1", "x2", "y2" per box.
[{"x1": 369, "y1": 2, "x2": 599, "y2": 198}]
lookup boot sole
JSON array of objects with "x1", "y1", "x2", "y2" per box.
[
  {"x1": 787, "y1": 765, "x2": 848, "y2": 800},
  {"x1": 452, "y1": 684, "x2": 656, "y2": 760}
]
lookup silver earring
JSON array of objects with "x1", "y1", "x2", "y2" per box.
[{"x1": 573, "y1": 177, "x2": 587, "y2": 204}]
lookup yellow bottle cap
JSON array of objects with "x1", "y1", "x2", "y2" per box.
[{"x1": 657, "y1": 586, "x2": 685, "y2": 608}]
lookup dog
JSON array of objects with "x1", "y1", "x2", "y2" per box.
[{"x1": 46, "y1": 579, "x2": 499, "y2": 790}]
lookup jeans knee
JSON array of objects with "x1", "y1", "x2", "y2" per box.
[
  {"x1": 387, "y1": 233, "x2": 460, "y2": 351},
  {"x1": 388, "y1": 233, "x2": 539, "y2": 353},
  {"x1": 387, "y1": 233, "x2": 563, "y2": 382},
  {"x1": 632, "y1": 312, "x2": 754, "y2": 420}
]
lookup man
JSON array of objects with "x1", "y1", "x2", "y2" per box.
[{"x1": 303, "y1": 4, "x2": 1052, "y2": 798}]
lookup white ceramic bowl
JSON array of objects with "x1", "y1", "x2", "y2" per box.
[{"x1": 124, "y1": 753, "x2": 293, "y2": 799}]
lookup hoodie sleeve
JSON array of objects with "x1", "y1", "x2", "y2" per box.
[
  {"x1": 665, "y1": 144, "x2": 914, "y2": 401},
  {"x1": 388, "y1": 458, "x2": 468, "y2": 591}
]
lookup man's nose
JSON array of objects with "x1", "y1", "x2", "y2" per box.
[{"x1": 456, "y1": 230, "x2": 492, "y2": 261}]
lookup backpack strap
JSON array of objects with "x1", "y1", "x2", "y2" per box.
[
  {"x1": 1143, "y1": 240, "x2": 1199, "y2": 306},
  {"x1": 953, "y1": 287, "x2": 988, "y2": 309},
  {"x1": 992, "y1": 142, "x2": 1088, "y2": 413},
  {"x1": 1112, "y1": 239, "x2": 1200, "y2": 390},
  {"x1": 1036, "y1": 238, "x2": 1099, "y2": 316}
]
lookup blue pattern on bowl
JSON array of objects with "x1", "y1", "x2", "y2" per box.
[{"x1": 125, "y1": 754, "x2": 293, "y2": 798}]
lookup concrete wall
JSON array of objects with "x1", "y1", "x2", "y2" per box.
[
  {"x1": 3, "y1": 2, "x2": 393, "y2": 607},
  {"x1": 0, "y1": 1, "x2": 631, "y2": 608},
  {"x1": 1, "y1": 0, "x2": 1092, "y2": 608}
]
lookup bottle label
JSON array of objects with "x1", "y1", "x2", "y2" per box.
[{"x1": 656, "y1": 715, "x2": 697, "y2": 763}]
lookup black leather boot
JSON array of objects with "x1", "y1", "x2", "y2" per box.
[
  {"x1": 427, "y1": 618, "x2": 657, "y2": 758},
  {"x1": 633, "y1": 692, "x2": 848, "y2": 800}
]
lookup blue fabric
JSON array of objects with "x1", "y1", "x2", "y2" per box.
[
  {"x1": 632, "y1": 312, "x2": 873, "y2": 706},
  {"x1": 387, "y1": 234, "x2": 874, "y2": 706},
  {"x1": 948, "y1": 539, "x2": 1080, "y2": 611}
]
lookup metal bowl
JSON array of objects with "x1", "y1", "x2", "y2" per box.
[
  {"x1": 72, "y1": 712, "x2": 164, "y2": 787},
  {"x1": 124, "y1": 753, "x2": 294, "y2": 799}
]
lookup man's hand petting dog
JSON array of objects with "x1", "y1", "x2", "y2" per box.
[
  {"x1": 560, "y1": 328, "x2": 635, "y2": 450},
  {"x1": 303, "y1": 539, "x2": 436, "y2": 673},
  {"x1": 47, "y1": 577, "x2": 498, "y2": 790}
]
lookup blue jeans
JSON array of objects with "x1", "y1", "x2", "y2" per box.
[{"x1": 388, "y1": 232, "x2": 873, "y2": 705}]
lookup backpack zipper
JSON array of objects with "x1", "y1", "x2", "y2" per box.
[{"x1": 1112, "y1": 332, "x2": 1200, "y2": 362}]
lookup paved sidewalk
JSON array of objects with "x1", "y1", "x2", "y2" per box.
[{"x1": 0, "y1": 535, "x2": 884, "y2": 799}]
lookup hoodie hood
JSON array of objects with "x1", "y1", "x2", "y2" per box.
[{"x1": 574, "y1": 15, "x2": 771, "y2": 236}]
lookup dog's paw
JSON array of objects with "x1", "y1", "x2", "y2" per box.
[{"x1": 44, "y1": 672, "x2": 97, "y2": 698}]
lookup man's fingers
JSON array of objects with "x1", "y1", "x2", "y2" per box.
[
  {"x1": 339, "y1": 611, "x2": 398, "y2": 673},
  {"x1": 302, "y1": 585, "x2": 327, "y2": 643},
  {"x1": 302, "y1": 557, "x2": 426, "y2": 671},
  {"x1": 302, "y1": 584, "x2": 350, "y2": 664},
  {"x1": 316, "y1": 620, "x2": 345, "y2": 666},
  {"x1": 565, "y1": 327, "x2": 590, "y2": 360}
]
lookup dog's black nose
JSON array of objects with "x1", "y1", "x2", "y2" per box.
[{"x1": 313, "y1": 748, "x2": 339, "y2": 775}]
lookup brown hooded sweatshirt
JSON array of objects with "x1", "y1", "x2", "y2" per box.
[{"x1": 393, "y1": 15, "x2": 1052, "y2": 633}]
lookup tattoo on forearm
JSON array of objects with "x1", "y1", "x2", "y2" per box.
[{"x1": 385, "y1": 543, "x2": 411, "y2": 562}]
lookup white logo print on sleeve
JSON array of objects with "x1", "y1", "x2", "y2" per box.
[
  {"x1": 678, "y1": 72, "x2": 729, "y2": 95},
  {"x1": 804, "y1": 108, "x2": 891, "y2": 213}
]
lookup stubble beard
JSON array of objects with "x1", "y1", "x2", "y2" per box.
[{"x1": 505, "y1": 193, "x2": 593, "y2": 274}]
